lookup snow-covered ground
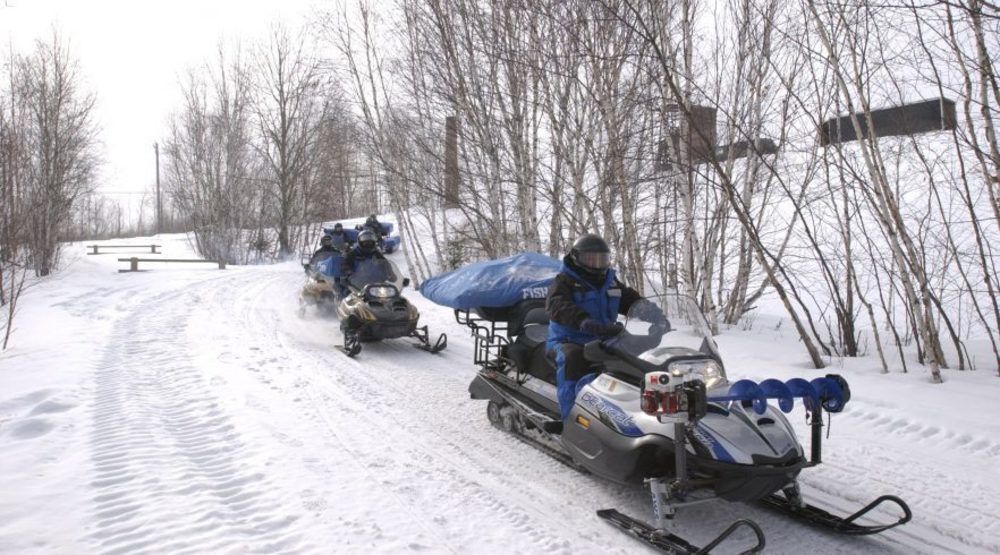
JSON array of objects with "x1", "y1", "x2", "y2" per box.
[{"x1": 1, "y1": 233, "x2": 999, "y2": 554}]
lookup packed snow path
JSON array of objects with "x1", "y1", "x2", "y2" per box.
[{"x1": 2, "y1": 242, "x2": 999, "y2": 553}]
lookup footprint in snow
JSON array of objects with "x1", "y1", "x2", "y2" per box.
[
  {"x1": 4, "y1": 418, "x2": 55, "y2": 440},
  {"x1": 28, "y1": 400, "x2": 76, "y2": 417}
]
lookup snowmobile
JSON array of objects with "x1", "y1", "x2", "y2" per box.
[
  {"x1": 456, "y1": 294, "x2": 912, "y2": 554},
  {"x1": 299, "y1": 250, "x2": 344, "y2": 316},
  {"x1": 335, "y1": 257, "x2": 446, "y2": 357}
]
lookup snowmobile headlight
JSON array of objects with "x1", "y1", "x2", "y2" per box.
[
  {"x1": 667, "y1": 359, "x2": 725, "y2": 390},
  {"x1": 367, "y1": 285, "x2": 398, "y2": 299}
]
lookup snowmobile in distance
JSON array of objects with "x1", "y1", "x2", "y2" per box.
[
  {"x1": 354, "y1": 221, "x2": 402, "y2": 254},
  {"x1": 455, "y1": 293, "x2": 911, "y2": 554},
  {"x1": 336, "y1": 257, "x2": 446, "y2": 357},
  {"x1": 299, "y1": 249, "x2": 344, "y2": 316}
]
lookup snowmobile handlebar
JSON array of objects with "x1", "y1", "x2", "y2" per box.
[{"x1": 592, "y1": 324, "x2": 666, "y2": 358}]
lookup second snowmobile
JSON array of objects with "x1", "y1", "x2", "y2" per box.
[
  {"x1": 454, "y1": 293, "x2": 911, "y2": 553},
  {"x1": 336, "y1": 257, "x2": 446, "y2": 357},
  {"x1": 299, "y1": 249, "x2": 344, "y2": 316}
]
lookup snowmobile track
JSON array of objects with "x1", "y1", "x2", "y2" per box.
[{"x1": 88, "y1": 280, "x2": 309, "y2": 554}]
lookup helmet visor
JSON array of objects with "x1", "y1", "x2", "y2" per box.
[
  {"x1": 576, "y1": 251, "x2": 610, "y2": 270},
  {"x1": 359, "y1": 240, "x2": 376, "y2": 250}
]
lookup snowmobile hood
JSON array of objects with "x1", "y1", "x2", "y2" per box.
[{"x1": 582, "y1": 374, "x2": 801, "y2": 465}]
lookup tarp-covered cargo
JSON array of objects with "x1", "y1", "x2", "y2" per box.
[{"x1": 420, "y1": 252, "x2": 561, "y2": 310}]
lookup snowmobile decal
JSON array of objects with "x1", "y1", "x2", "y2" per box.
[
  {"x1": 693, "y1": 423, "x2": 735, "y2": 463},
  {"x1": 521, "y1": 286, "x2": 549, "y2": 300},
  {"x1": 579, "y1": 391, "x2": 642, "y2": 437}
]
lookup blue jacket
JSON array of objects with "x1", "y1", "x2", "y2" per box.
[
  {"x1": 341, "y1": 246, "x2": 385, "y2": 276},
  {"x1": 546, "y1": 263, "x2": 622, "y2": 346}
]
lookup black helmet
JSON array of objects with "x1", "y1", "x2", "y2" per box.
[
  {"x1": 333, "y1": 222, "x2": 343, "y2": 231},
  {"x1": 570, "y1": 233, "x2": 611, "y2": 277},
  {"x1": 358, "y1": 229, "x2": 378, "y2": 253},
  {"x1": 320, "y1": 234, "x2": 333, "y2": 247}
]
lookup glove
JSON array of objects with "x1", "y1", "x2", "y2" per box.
[
  {"x1": 632, "y1": 300, "x2": 668, "y2": 326},
  {"x1": 580, "y1": 318, "x2": 625, "y2": 337}
]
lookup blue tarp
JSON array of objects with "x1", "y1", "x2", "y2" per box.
[
  {"x1": 382, "y1": 236, "x2": 401, "y2": 254},
  {"x1": 324, "y1": 228, "x2": 360, "y2": 243},
  {"x1": 420, "y1": 252, "x2": 561, "y2": 310},
  {"x1": 324, "y1": 224, "x2": 398, "y2": 252},
  {"x1": 313, "y1": 253, "x2": 343, "y2": 278}
]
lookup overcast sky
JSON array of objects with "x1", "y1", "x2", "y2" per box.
[{"x1": 1, "y1": 0, "x2": 320, "y2": 214}]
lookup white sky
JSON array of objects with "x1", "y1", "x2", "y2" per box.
[{"x1": 0, "y1": 0, "x2": 320, "y2": 214}]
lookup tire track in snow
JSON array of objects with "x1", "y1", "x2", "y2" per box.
[
  {"x1": 841, "y1": 405, "x2": 1000, "y2": 463},
  {"x1": 798, "y1": 430, "x2": 1000, "y2": 554},
  {"x1": 224, "y1": 269, "x2": 594, "y2": 553},
  {"x1": 87, "y1": 279, "x2": 309, "y2": 554},
  {"x1": 198, "y1": 269, "x2": 465, "y2": 552}
]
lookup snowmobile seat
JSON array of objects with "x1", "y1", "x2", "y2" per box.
[
  {"x1": 520, "y1": 322, "x2": 549, "y2": 346},
  {"x1": 506, "y1": 323, "x2": 557, "y2": 384},
  {"x1": 513, "y1": 305, "x2": 549, "y2": 336}
]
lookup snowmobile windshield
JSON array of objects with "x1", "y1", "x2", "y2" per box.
[
  {"x1": 347, "y1": 258, "x2": 404, "y2": 291},
  {"x1": 618, "y1": 294, "x2": 727, "y2": 390}
]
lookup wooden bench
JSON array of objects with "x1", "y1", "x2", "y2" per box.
[
  {"x1": 89, "y1": 244, "x2": 161, "y2": 255},
  {"x1": 118, "y1": 257, "x2": 226, "y2": 272}
]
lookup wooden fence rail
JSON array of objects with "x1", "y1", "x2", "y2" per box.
[
  {"x1": 89, "y1": 244, "x2": 161, "y2": 255},
  {"x1": 118, "y1": 257, "x2": 226, "y2": 272}
]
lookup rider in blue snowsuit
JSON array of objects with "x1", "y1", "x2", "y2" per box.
[
  {"x1": 546, "y1": 234, "x2": 655, "y2": 420},
  {"x1": 336, "y1": 229, "x2": 386, "y2": 297}
]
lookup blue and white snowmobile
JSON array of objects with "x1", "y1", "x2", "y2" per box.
[{"x1": 422, "y1": 255, "x2": 912, "y2": 554}]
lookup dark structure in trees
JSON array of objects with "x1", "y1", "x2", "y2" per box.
[
  {"x1": 657, "y1": 104, "x2": 718, "y2": 170},
  {"x1": 819, "y1": 98, "x2": 957, "y2": 146},
  {"x1": 444, "y1": 116, "x2": 459, "y2": 209}
]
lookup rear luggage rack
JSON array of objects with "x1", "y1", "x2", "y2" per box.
[{"x1": 455, "y1": 309, "x2": 510, "y2": 371}]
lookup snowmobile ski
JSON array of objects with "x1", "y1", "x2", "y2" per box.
[
  {"x1": 340, "y1": 332, "x2": 362, "y2": 357},
  {"x1": 597, "y1": 509, "x2": 765, "y2": 554},
  {"x1": 411, "y1": 325, "x2": 447, "y2": 353},
  {"x1": 758, "y1": 493, "x2": 912, "y2": 536}
]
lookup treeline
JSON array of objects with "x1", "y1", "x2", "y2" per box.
[
  {"x1": 1, "y1": 33, "x2": 99, "y2": 348},
  {"x1": 161, "y1": 26, "x2": 374, "y2": 265},
  {"x1": 326, "y1": 0, "x2": 999, "y2": 379}
]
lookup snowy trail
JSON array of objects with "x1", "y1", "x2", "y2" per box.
[
  {"x1": 202, "y1": 267, "x2": 618, "y2": 552},
  {"x1": 88, "y1": 279, "x2": 310, "y2": 554},
  {"x1": 3, "y1": 243, "x2": 999, "y2": 553}
]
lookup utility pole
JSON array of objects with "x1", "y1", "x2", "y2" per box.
[
  {"x1": 153, "y1": 142, "x2": 161, "y2": 235},
  {"x1": 443, "y1": 116, "x2": 461, "y2": 269}
]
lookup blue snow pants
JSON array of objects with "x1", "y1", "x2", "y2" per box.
[{"x1": 552, "y1": 342, "x2": 597, "y2": 420}]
